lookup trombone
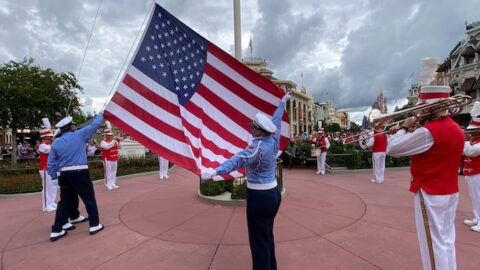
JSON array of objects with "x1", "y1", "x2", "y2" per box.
[{"x1": 345, "y1": 94, "x2": 473, "y2": 145}]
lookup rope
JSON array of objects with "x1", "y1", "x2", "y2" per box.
[
  {"x1": 67, "y1": 0, "x2": 103, "y2": 114},
  {"x1": 100, "y1": 0, "x2": 156, "y2": 112}
]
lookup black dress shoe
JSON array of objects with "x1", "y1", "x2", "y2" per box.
[{"x1": 50, "y1": 230, "x2": 68, "y2": 242}]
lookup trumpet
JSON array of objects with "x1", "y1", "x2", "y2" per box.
[{"x1": 345, "y1": 94, "x2": 473, "y2": 145}]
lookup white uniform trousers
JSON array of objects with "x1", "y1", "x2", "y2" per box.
[
  {"x1": 414, "y1": 189, "x2": 458, "y2": 270},
  {"x1": 39, "y1": 170, "x2": 57, "y2": 209},
  {"x1": 159, "y1": 157, "x2": 169, "y2": 178},
  {"x1": 316, "y1": 153, "x2": 327, "y2": 174},
  {"x1": 465, "y1": 174, "x2": 480, "y2": 223},
  {"x1": 372, "y1": 152, "x2": 386, "y2": 183},
  {"x1": 104, "y1": 160, "x2": 118, "y2": 187}
]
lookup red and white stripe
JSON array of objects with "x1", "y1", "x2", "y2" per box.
[{"x1": 105, "y1": 43, "x2": 290, "y2": 179}]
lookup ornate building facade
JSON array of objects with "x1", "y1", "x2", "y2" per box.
[
  {"x1": 436, "y1": 21, "x2": 480, "y2": 113},
  {"x1": 242, "y1": 57, "x2": 315, "y2": 136}
]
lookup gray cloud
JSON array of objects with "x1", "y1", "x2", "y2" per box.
[{"x1": 1, "y1": 0, "x2": 479, "y2": 115}]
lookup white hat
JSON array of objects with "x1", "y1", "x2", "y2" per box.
[
  {"x1": 318, "y1": 128, "x2": 325, "y2": 134},
  {"x1": 251, "y1": 113, "x2": 276, "y2": 133},
  {"x1": 104, "y1": 120, "x2": 113, "y2": 136},
  {"x1": 468, "y1": 101, "x2": 480, "y2": 130},
  {"x1": 39, "y1": 117, "x2": 53, "y2": 137},
  {"x1": 56, "y1": 116, "x2": 73, "y2": 129},
  {"x1": 417, "y1": 86, "x2": 451, "y2": 105},
  {"x1": 53, "y1": 129, "x2": 61, "y2": 138}
]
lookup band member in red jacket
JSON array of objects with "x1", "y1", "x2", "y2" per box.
[
  {"x1": 314, "y1": 128, "x2": 330, "y2": 174},
  {"x1": 101, "y1": 121, "x2": 121, "y2": 190},
  {"x1": 38, "y1": 118, "x2": 58, "y2": 212},
  {"x1": 387, "y1": 86, "x2": 464, "y2": 270},
  {"x1": 367, "y1": 123, "x2": 388, "y2": 183},
  {"x1": 463, "y1": 101, "x2": 480, "y2": 232}
]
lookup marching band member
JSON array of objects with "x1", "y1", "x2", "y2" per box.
[
  {"x1": 100, "y1": 121, "x2": 121, "y2": 190},
  {"x1": 201, "y1": 93, "x2": 289, "y2": 270},
  {"x1": 463, "y1": 101, "x2": 480, "y2": 232},
  {"x1": 48, "y1": 114, "x2": 105, "y2": 241},
  {"x1": 387, "y1": 86, "x2": 464, "y2": 270},
  {"x1": 38, "y1": 118, "x2": 58, "y2": 212},
  {"x1": 367, "y1": 123, "x2": 388, "y2": 183},
  {"x1": 159, "y1": 156, "x2": 169, "y2": 179},
  {"x1": 314, "y1": 128, "x2": 330, "y2": 174}
]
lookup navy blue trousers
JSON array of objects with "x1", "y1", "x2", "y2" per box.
[
  {"x1": 51, "y1": 169, "x2": 100, "y2": 232},
  {"x1": 247, "y1": 186, "x2": 281, "y2": 270}
]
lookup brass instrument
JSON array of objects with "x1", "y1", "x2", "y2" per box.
[
  {"x1": 345, "y1": 94, "x2": 473, "y2": 145},
  {"x1": 464, "y1": 128, "x2": 480, "y2": 135}
]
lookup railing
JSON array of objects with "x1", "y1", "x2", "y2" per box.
[{"x1": 0, "y1": 156, "x2": 161, "y2": 194}]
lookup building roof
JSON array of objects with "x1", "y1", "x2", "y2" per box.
[{"x1": 460, "y1": 77, "x2": 477, "y2": 92}]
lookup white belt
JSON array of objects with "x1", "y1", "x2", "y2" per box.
[
  {"x1": 247, "y1": 180, "x2": 278, "y2": 190},
  {"x1": 60, "y1": 165, "x2": 88, "y2": 172}
]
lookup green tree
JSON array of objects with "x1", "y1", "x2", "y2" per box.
[
  {"x1": 0, "y1": 58, "x2": 83, "y2": 166},
  {"x1": 324, "y1": 123, "x2": 341, "y2": 133},
  {"x1": 349, "y1": 122, "x2": 361, "y2": 132}
]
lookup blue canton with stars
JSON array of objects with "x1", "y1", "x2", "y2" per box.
[{"x1": 132, "y1": 5, "x2": 208, "y2": 106}]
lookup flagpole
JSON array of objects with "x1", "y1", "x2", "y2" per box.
[{"x1": 101, "y1": 0, "x2": 156, "y2": 111}]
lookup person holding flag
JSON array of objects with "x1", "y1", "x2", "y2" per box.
[{"x1": 201, "y1": 93, "x2": 290, "y2": 270}]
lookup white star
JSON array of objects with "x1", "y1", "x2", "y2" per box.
[
  {"x1": 157, "y1": 54, "x2": 161, "y2": 59},
  {"x1": 190, "y1": 53, "x2": 194, "y2": 57},
  {"x1": 173, "y1": 39, "x2": 177, "y2": 44},
  {"x1": 184, "y1": 93, "x2": 188, "y2": 97},
  {"x1": 158, "y1": 13, "x2": 162, "y2": 17},
  {"x1": 164, "y1": 32, "x2": 169, "y2": 37},
  {"x1": 193, "y1": 62, "x2": 198, "y2": 67},
  {"x1": 163, "y1": 53, "x2": 167, "y2": 57},
  {"x1": 196, "y1": 71, "x2": 200, "y2": 76},
  {"x1": 192, "y1": 40, "x2": 196, "y2": 44},
  {"x1": 167, "y1": 42, "x2": 171, "y2": 47},
  {"x1": 175, "y1": 27, "x2": 179, "y2": 32},
  {"x1": 172, "y1": 61, "x2": 176, "y2": 66},
  {"x1": 175, "y1": 86, "x2": 180, "y2": 91},
  {"x1": 152, "y1": 65, "x2": 156, "y2": 69},
  {"x1": 182, "y1": 46, "x2": 186, "y2": 51},
  {"x1": 151, "y1": 35, "x2": 155, "y2": 40},
  {"x1": 183, "y1": 33, "x2": 187, "y2": 38},
  {"x1": 169, "y1": 51, "x2": 174, "y2": 56},
  {"x1": 161, "y1": 43, "x2": 165, "y2": 48},
  {"x1": 149, "y1": 55, "x2": 154, "y2": 60},
  {"x1": 187, "y1": 65, "x2": 191, "y2": 70},
  {"x1": 173, "y1": 69, "x2": 178, "y2": 74},
  {"x1": 157, "y1": 34, "x2": 162, "y2": 39},
  {"x1": 181, "y1": 68, "x2": 185, "y2": 72},
  {"x1": 176, "y1": 49, "x2": 180, "y2": 54},
  {"x1": 141, "y1": 57, "x2": 146, "y2": 62},
  {"x1": 182, "y1": 77, "x2": 186, "y2": 81},
  {"x1": 154, "y1": 45, "x2": 158, "y2": 50},
  {"x1": 183, "y1": 85, "x2": 188, "y2": 90},
  {"x1": 179, "y1": 37, "x2": 183, "y2": 42},
  {"x1": 146, "y1": 46, "x2": 151, "y2": 51},
  {"x1": 162, "y1": 72, "x2": 167, "y2": 77},
  {"x1": 199, "y1": 59, "x2": 203, "y2": 63},
  {"x1": 160, "y1": 63, "x2": 165, "y2": 68},
  {"x1": 200, "y1": 45, "x2": 204, "y2": 50},
  {"x1": 185, "y1": 56, "x2": 189, "y2": 60},
  {"x1": 161, "y1": 23, "x2": 166, "y2": 28},
  {"x1": 196, "y1": 49, "x2": 200, "y2": 54},
  {"x1": 179, "y1": 59, "x2": 183, "y2": 64},
  {"x1": 175, "y1": 78, "x2": 179, "y2": 82},
  {"x1": 155, "y1": 24, "x2": 159, "y2": 29},
  {"x1": 190, "y1": 83, "x2": 195, "y2": 88},
  {"x1": 187, "y1": 43, "x2": 191, "y2": 48},
  {"x1": 189, "y1": 74, "x2": 194, "y2": 79},
  {"x1": 170, "y1": 30, "x2": 174, "y2": 35},
  {"x1": 167, "y1": 20, "x2": 170, "y2": 25}
]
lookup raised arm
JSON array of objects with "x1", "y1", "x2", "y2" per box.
[
  {"x1": 273, "y1": 94, "x2": 290, "y2": 142},
  {"x1": 78, "y1": 113, "x2": 104, "y2": 141}
]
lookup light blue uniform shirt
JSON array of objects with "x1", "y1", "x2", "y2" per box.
[
  {"x1": 47, "y1": 114, "x2": 104, "y2": 179},
  {"x1": 216, "y1": 101, "x2": 286, "y2": 184}
]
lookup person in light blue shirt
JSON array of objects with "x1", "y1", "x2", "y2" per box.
[
  {"x1": 48, "y1": 113, "x2": 105, "y2": 241},
  {"x1": 202, "y1": 93, "x2": 290, "y2": 270}
]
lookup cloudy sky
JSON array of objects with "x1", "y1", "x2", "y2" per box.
[{"x1": 0, "y1": 0, "x2": 478, "y2": 123}]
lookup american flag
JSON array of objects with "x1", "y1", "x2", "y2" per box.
[{"x1": 104, "y1": 3, "x2": 290, "y2": 179}]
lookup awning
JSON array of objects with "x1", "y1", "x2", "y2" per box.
[
  {"x1": 461, "y1": 46, "x2": 475, "y2": 56},
  {"x1": 474, "y1": 77, "x2": 480, "y2": 90},
  {"x1": 460, "y1": 77, "x2": 477, "y2": 91}
]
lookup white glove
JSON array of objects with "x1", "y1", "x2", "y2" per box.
[
  {"x1": 51, "y1": 179, "x2": 60, "y2": 190},
  {"x1": 201, "y1": 168, "x2": 217, "y2": 181},
  {"x1": 281, "y1": 93, "x2": 291, "y2": 103}
]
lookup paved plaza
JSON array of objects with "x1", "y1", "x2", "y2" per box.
[{"x1": 1, "y1": 167, "x2": 480, "y2": 269}]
